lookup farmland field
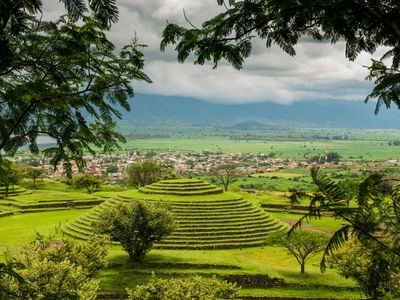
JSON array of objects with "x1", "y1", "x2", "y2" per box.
[{"x1": 121, "y1": 137, "x2": 400, "y2": 161}]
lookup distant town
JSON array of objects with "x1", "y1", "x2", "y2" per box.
[{"x1": 10, "y1": 150, "x2": 400, "y2": 183}]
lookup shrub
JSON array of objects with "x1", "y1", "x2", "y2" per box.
[
  {"x1": 126, "y1": 160, "x2": 175, "y2": 187},
  {"x1": 127, "y1": 276, "x2": 239, "y2": 300},
  {"x1": 1, "y1": 234, "x2": 107, "y2": 299},
  {"x1": 329, "y1": 239, "x2": 400, "y2": 299},
  {"x1": 93, "y1": 201, "x2": 175, "y2": 263},
  {"x1": 72, "y1": 174, "x2": 102, "y2": 194}
]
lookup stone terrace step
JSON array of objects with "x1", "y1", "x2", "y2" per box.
[{"x1": 138, "y1": 187, "x2": 223, "y2": 196}]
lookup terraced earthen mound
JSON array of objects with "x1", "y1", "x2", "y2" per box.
[
  {"x1": 0, "y1": 185, "x2": 30, "y2": 197},
  {"x1": 0, "y1": 186, "x2": 106, "y2": 217},
  {"x1": 62, "y1": 179, "x2": 287, "y2": 249}
]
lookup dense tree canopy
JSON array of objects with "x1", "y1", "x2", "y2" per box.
[
  {"x1": 0, "y1": 0, "x2": 118, "y2": 70},
  {"x1": 0, "y1": 159, "x2": 23, "y2": 196},
  {"x1": 161, "y1": 0, "x2": 400, "y2": 113},
  {"x1": 1, "y1": 16, "x2": 150, "y2": 175},
  {"x1": 330, "y1": 238, "x2": 400, "y2": 299},
  {"x1": 0, "y1": 1, "x2": 150, "y2": 178},
  {"x1": 72, "y1": 174, "x2": 102, "y2": 194},
  {"x1": 1, "y1": 234, "x2": 107, "y2": 299}
]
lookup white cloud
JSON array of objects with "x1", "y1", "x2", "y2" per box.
[{"x1": 42, "y1": 0, "x2": 382, "y2": 104}]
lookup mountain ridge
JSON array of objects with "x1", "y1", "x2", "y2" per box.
[{"x1": 121, "y1": 93, "x2": 400, "y2": 129}]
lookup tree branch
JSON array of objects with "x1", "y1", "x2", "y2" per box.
[{"x1": 345, "y1": 0, "x2": 400, "y2": 41}]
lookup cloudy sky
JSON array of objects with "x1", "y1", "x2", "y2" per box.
[{"x1": 44, "y1": 0, "x2": 383, "y2": 105}]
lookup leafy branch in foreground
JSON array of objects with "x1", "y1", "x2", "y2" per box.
[
  {"x1": 0, "y1": 0, "x2": 118, "y2": 70},
  {"x1": 0, "y1": 15, "x2": 151, "y2": 178},
  {"x1": 161, "y1": 1, "x2": 400, "y2": 113}
]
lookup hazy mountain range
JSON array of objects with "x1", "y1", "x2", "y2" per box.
[{"x1": 120, "y1": 93, "x2": 400, "y2": 129}]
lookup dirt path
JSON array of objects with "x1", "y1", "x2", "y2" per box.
[{"x1": 278, "y1": 217, "x2": 332, "y2": 235}]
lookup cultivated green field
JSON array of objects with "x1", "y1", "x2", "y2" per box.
[{"x1": 121, "y1": 138, "x2": 400, "y2": 161}]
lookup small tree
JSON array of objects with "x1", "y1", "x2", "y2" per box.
[
  {"x1": 25, "y1": 167, "x2": 44, "y2": 187},
  {"x1": 326, "y1": 152, "x2": 341, "y2": 163},
  {"x1": 106, "y1": 164, "x2": 119, "y2": 174},
  {"x1": 128, "y1": 276, "x2": 239, "y2": 300},
  {"x1": 93, "y1": 201, "x2": 175, "y2": 263},
  {"x1": 0, "y1": 160, "x2": 22, "y2": 196},
  {"x1": 126, "y1": 160, "x2": 174, "y2": 187},
  {"x1": 276, "y1": 231, "x2": 326, "y2": 274},
  {"x1": 212, "y1": 163, "x2": 239, "y2": 191},
  {"x1": 72, "y1": 174, "x2": 102, "y2": 194}
]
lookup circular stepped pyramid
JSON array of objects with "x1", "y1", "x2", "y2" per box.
[{"x1": 62, "y1": 179, "x2": 287, "y2": 249}]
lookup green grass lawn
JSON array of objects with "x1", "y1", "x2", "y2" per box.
[
  {"x1": 119, "y1": 189, "x2": 242, "y2": 201},
  {"x1": 99, "y1": 245, "x2": 356, "y2": 293},
  {"x1": 240, "y1": 287, "x2": 364, "y2": 299},
  {"x1": 244, "y1": 191, "x2": 310, "y2": 206},
  {"x1": 0, "y1": 209, "x2": 90, "y2": 258},
  {"x1": 7, "y1": 190, "x2": 95, "y2": 203},
  {"x1": 269, "y1": 211, "x2": 345, "y2": 233},
  {"x1": 20, "y1": 179, "x2": 129, "y2": 195},
  {"x1": 0, "y1": 205, "x2": 358, "y2": 298}
]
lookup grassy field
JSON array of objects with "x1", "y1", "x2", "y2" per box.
[
  {"x1": 99, "y1": 245, "x2": 358, "y2": 296},
  {"x1": 121, "y1": 138, "x2": 400, "y2": 161},
  {"x1": 269, "y1": 212, "x2": 345, "y2": 234},
  {"x1": 240, "y1": 287, "x2": 363, "y2": 298},
  {"x1": 0, "y1": 207, "x2": 359, "y2": 298},
  {"x1": 0, "y1": 179, "x2": 363, "y2": 298},
  {"x1": 0, "y1": 209, "x2": 90, "y2": 257}
]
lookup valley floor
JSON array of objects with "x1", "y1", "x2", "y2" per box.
[{"x1": 0, "y1": 182, "x2": 364, "y2": 299}]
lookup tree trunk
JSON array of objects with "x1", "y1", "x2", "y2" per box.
[
  {"x1": 300, "y1": 262, "x2": 305, "y2": 274},
  {"x1": 128, "y1": 250, "x2": 144, "y2": 264}
]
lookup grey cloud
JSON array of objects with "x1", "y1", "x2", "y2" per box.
[{"x1": 41, "y1": 0, "x2": 381, "y2": 104}]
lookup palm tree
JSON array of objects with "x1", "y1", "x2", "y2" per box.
[{"x1": 289, "y1": 168, "x2": 400, "y2": 271}]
